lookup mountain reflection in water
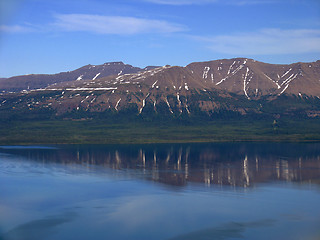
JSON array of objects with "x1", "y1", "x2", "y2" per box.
[{"x1": 1, "y1": 143, "x2": 319, "y2": 188}]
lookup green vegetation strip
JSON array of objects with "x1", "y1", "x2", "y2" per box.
[{"x1": 0, "y1": 119, "x2": 320, "y2": 144}]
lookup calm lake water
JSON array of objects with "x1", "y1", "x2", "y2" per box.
[{"x1": 0, "y1": 143, "x2": 320, "y2": 240}]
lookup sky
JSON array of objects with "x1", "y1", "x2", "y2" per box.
[{"x1": 0, "y1": 0, "x2": 320, "y2": 77}]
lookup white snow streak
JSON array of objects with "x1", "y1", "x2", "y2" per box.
[
  {"x1": 139, "y1": 93, "x2": 150, "y2": 113},
  {"x1": 264, "y1": 73, "x2": 280, "y2": 89},
  {"x1": 281, "y1": 68, "x2": 292, "y2": 78},
  {"x1": 281, "y1": 73, "x2": 298, "y2": 86},
  {"x1": 59, "y1": 87, "x2": 118, "y2": 91},
  {"x1": 177, "y1": 93, "x2": 182, "y2": 112},
  {"x1": 185, "y1": 105, "x2": 190, "y2": 114},
  {"x1": 215, "y1": 77, "x2": 227, "y2": 85},
  {"x1": 243, "y1": 67, "x2": 250, "y2": 99},
  {"x1": 77, "y1": 75, "x2": 83, "y2": 81},
  {"x1": 279, "y1": 84, "x2": 289, "y2": 95},
  {"x1": 216, "y1": 60, "x2": 246, "y2": 86},
  {"x1": 165, "y1": 97, "x2": 173, "y2": 114},
  {"x1": 81, "y1": 95, "x2": 90, "y2": 103},
  {"x1": 203, "y1": 67, "x2": 210, "y2": 79},
  {"x1": 231, "y1": 64, "x2": 244, "y2": 75},
  {"x1": 216, "y1": 65, "x2": 243, "y2": 85},
  {"x1": 92, "y1": 73, "x2": 101, "y2": 80},
  {"x1": 227, "y1": 61, "x2": 236, "y2": 75},
  {"x1": 115, "y1": 98, "x2": 121, "y2": 111},
  {"x1": 278, "y1": 73, "x2": 298, "y2": 95},
  {"x1": 152, "y1": 80, "x2": 158, "y2": 88}
]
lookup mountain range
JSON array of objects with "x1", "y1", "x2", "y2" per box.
[{"x1": 1, "y1": 58, "x2": 320, "y2": 119}]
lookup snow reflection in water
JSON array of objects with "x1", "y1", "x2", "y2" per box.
[{"x1": 0, "y1": 143, "x2": 320, "y2": 240}]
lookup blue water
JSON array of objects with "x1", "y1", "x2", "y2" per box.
[{"x1": 0, "y1": 143, "x2": 320, "y2": 240}]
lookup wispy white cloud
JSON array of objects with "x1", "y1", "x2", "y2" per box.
[
  {"x1": 141, "y1": 0, "x2": 212, "y2": 4},
  {"x1": 0, "y1": 14, "x2": 187, "y2": 35},
  {"x1": 196, "y1": 28, "x2": 320, "y2": 55},
  {"x1": 52, "y1": 14, "x2": 187, "y2": 34},
  {"x1": 0, "y1": 24, "x2": 36, "y2": 33},
  {"x1": 141, "y1": 0, "x2": 276, "y2": 5}
]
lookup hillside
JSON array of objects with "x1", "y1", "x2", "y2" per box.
[
  {"x1": 0, "y1": 62, "x2": 158, "y2": 92},
  {"x1": 0, "y1": 58, "x2": 319, "y2": 121}
]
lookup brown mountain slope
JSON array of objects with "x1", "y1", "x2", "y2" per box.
[
  {"x1": 186, "y1": 58, "x2": 320, "y2": 98},
  {"x1": 0, "y1": 62, "x2": 156, "y2": 92},
  {"x1": 1, "y1": 58, "x2": 319, "y2": 117}
]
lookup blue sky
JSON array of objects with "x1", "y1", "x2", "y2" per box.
[{"x1": 0, "y1": 0, "x2": 320, "y2": 77}]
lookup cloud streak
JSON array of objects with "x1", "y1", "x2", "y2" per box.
[
  {"x1": 0, "y1": 14, "x2": 187, "y2": 35},
  {"x1": 141, "y1": 0, "x2": 276, "y2": 5},
  {"x1": 52, "y1": 14, "x2": 187, "y2": 35},
  {"x1": 0, "y1": 24, "x2": 36, "y2": 33},
  {"x1": 197, "y1": 28, "x2": 320, "y2": 55}
]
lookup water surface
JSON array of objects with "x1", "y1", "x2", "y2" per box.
[{"x1": 0, "y1": 143, "x2": 320, "y2": 240}]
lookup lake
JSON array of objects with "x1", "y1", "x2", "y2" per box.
[{"x1": 0, "y1": 143, "x2": 320, "y2": 240}]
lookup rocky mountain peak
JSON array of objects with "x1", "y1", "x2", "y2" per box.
[{"x1": 0, "y1": 58, "x2": 319, "y2": 118}]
